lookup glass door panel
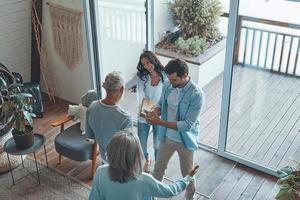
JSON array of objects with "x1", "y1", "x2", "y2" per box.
[
  {"x1": 95, "y1": 0, "x2": 147, "y2": 118},
  {"x1": 224, "y1": 0, "x2": 300, "y2": 172}
]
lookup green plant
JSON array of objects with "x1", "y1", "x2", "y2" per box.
[
  {"x1": 276, "y1": 158, "x2": 300, "y2": 200},
  {"x1": 169, "y1": 0, "x2": 222, "y2": 39},
  {"x1": 0, "y1": 79, "x2": 35, "y2": 134},
  {"x1": 175, "y1": 36, "x2": 208, "y2": 57}
]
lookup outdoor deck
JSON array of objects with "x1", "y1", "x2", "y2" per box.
[{"x1": 199, "y1": 65, "x2": 300, "y2": 170}]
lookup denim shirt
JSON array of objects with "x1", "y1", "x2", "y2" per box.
[{"x1": 157, "y1": 78, "x2": 204, "y2": 151}]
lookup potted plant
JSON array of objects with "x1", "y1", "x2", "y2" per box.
[
  {"x1": 156, "y1": 0, "x2": 223, "y2": 57},
  {"x1": 0, "y1": 78, "x2": 35, "y2": 149},
  {"x1": 276, "y1": 157, "x2": 300, "y2": 200}
]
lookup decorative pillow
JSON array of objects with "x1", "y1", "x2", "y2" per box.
[
  {"x1": 68, "y1": 104, "x2": 87, "y2": 134},
  {"x1": 81, "y1": 89, "x2": 97, "y2": 107}
]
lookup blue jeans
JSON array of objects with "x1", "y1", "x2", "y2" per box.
[{"x1": 138, "y1": 122, "x2": 159, "y2": 160}]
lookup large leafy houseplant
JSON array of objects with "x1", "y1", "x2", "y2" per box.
[
  {"x1": 0, "y1": 77, "x2": 35, "y2": 149},
  {"x1": 276, "y1": 158, "x2": 300, "y2": 200}
]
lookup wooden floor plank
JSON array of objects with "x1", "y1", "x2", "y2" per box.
[
  {"x1": 225, "y1": 174, "x2": 255, "y2": 200},
  {"x1": 278, "y1": 128, "x2": 300, "y2": 168},
  {"x1": 226, "y1": 73, "x2": 287, "y2": 150},
  {"x1": 210, "y1": 165, "x2": 247, "y2": 199},
  {"x1": 261, "y1": 94, "x2": 300, "y2": 166},
  {"x1": 269, "y1": 114, "x2": 300, "y2": 169},
  {"x1": 253, "y1": 178, "x2": 277, "y2": 200},
  {"x1": 232, "y1": 82, "x2": 296, "y2": 158},
  {"x1": 227, "y1": 76, "x2": 299, "y2": 163},
  {"x1": 237, "y1": 174, "x2": 265, "y2": 200},
  {"x1": 251, "y1": 93, "x2": 300, "y2": 162}
]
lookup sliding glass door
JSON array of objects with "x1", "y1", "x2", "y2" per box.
[
  {"x1": 219, "y1": 0, "x2": 300, "y2": 175},
  {"x1": 85, "y1": 0, "x2": 150, "y2": 118}
]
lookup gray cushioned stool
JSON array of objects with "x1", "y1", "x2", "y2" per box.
[{"x1": 55, "y1": 123, "x2": 93, "y2": 162}]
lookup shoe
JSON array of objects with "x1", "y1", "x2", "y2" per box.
[{"x1": 143, "y1": 159, "x2": 151, "y2": 173}]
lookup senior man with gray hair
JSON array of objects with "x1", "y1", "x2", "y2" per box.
[{"x1": 85, "y1": 71, "x2": 133, "y2": 163}]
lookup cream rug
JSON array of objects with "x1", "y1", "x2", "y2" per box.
[{"x1": 0, "y1": 158, "x2": 90, "y2": 200}]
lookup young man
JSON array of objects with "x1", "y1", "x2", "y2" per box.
[
  {"x1": 146, "y1": 59, "x2": 204, "y2": 200},
  {"x1": 85, "y1": 71, "x2": 132, "y2": 162}
]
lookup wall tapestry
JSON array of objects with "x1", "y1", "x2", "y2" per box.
[{"x1": 49, "y1": 3, "x2": 83, "y2": 70}]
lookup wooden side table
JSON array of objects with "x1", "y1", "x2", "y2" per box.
[{"x1": 4, "y1": 133, "x2": 48, "y2": 185}]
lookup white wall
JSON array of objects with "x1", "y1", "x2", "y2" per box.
[
  {"x1": 0, "y1": 0, "x2": 31, "y2": 82},
  {"x1": 42, "y1": 0, "x2": 91, "y2": 103}
]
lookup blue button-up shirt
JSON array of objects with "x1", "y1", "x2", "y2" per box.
[{"x1": 157, "y1": 78, "x2": 204, "y2": 151}]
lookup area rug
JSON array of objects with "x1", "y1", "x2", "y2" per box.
[{"x1": 0, "y1": 158, "x2": 91, "y2": 200}]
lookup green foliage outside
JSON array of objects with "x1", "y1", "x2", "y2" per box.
[
  {"x1": 175, "y1": 36, "x2": 208, "y2": 57},
  {"x1": 276, "y1": 158, "x2": 300, "y2": 200},
  {"x1": 162, "y1": 0, "x2": 222, "y2": 57}
]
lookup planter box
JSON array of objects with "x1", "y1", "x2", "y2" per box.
[{"x1": 155, "y1": 39, "x2": 226, "y2": 87}]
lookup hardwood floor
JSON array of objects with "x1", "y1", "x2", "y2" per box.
[{"x1": 32, "y1": 82, "x2": 279, "y2": 199}]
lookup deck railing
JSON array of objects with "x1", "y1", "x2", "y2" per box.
[
  {"x1": 97, "y1": 2, "x2": 300, "y2": 77},
  {"x1": 98, "y1": 0, "x2": 146, "y2": 44},
  {"x1": 234, "y1": 14, "x2": 300, "y2": 77}
]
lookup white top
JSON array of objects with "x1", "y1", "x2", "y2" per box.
[
  {"x1": 166, "y1": 87, "x2": 182, "y2": 142},
  {"x1": 125, "y1": 74, "x2": 164, "y2": 123}
]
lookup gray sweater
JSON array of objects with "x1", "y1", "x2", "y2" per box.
[{"x1": 85, "y1": 101, "x2": 132, "y2": 160}]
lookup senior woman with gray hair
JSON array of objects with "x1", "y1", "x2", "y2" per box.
[
  {"x1": 85, "y1": 71, "x2": 132, "y2": 163},
  {"x1": 89, "y1": 129, "x2": 199, "y2": 200}
]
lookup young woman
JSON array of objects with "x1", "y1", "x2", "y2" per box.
[
  {"x1": 125, "y1": 51, "x2": 165, "y2": 171},
  {"x1": 89, "y1": 130, "x2": 199, "y2": 200}
]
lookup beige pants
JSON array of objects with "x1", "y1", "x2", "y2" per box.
[{"x1": 153, "y1": 139, "x2": 195, "y2": 199}]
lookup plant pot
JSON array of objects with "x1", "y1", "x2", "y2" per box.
[{"x1": 12, "y1": 126, "x2": 34, "y2": 149}]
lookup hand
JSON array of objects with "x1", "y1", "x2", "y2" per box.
[
  {"x1": 152, "y1": 107, "x2": 161, "y2": 116},
  {"x1": 145, "y1": 111, "x2": 160, "y2": 125},
  {"x1": 129, "y1": 86, "x2": 137, "y2": 93},
  {"x1": 188, "y1": 165, "x2": 199, "y2": 177}
]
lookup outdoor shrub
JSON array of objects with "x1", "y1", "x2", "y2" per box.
[
  {"x1": 175, "y1": 36, "x2": 208, "y2": 57},
  {"x1": 169, "y1": 0, "x2": 222, "y2": 39}
]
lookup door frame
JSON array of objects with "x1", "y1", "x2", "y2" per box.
[
  {"x1": 83, "y1": 0, "x2": 153, "y2": 97},
  {"x1": 217, "y1": 0, "x2": 280, "y2": 177}
]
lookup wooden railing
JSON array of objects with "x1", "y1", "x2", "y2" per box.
[
  {"x1": 233, "y1": 14, "x2": 300, "y2": 77},
  {"x1": 98, "y1": 0, "x2": 146, "y2": 44}
]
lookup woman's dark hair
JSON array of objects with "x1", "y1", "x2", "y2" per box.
[
  {"x1": 107, "y1": 129, "x2": 144, "y2": 183},
  {"x1": 136, "y1": 51, "x2": 165, "y2": 89}
]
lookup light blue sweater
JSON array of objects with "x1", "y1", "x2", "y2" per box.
[
  {"x1": 85, "y1": 101, "x2": 132, "y2": 160},
  {"x1": 89, "y1": 165, "x2": 193, "y2": 200}
]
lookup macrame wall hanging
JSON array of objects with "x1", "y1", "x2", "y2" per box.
[
  {"x1": 32, "y1": 0, "x2": 56, "y2": 102},
  {"x1": 48, "y1": 2, "x2": 83, "y2": 70}
]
